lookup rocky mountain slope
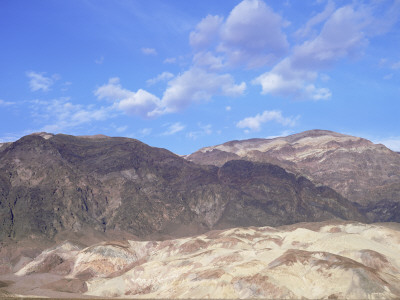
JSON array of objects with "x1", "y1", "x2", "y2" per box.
[
  {"x1": 187, "y1": 130, "x2": 400, "y2": 221},
  {"x1": 0, "y1": 132, "x2": 364, "y2": 240},
  {"x1": 1, "y1": 221, "x2": 400, "y2": 299}
]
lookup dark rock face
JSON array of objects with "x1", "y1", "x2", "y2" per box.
[
  {"x1": 0, "y1": 133, "x2": 365, "y2": 240},
  {"x1": 186, "y1": 130, "x2": 400, "y2": 214},
  {"x1": 217, "y1": 160, "x2": 365, "y2": 228}
]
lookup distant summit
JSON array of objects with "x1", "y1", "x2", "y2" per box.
[{"x1": 187, "y1": 129, "x2": 400, "y2": 221}]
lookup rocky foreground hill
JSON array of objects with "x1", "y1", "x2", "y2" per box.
[
  {"x1": 187, "y1": 130, "x2": 400, "y2": 222},
  {"x1": 0, "y1": 132, "x2": 365, "y2": 240},
  {"x1": 1, "y1": 221, "x2": 400, "y2": 298}
]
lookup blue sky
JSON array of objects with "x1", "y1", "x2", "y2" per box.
[{"x1": 1, "y1": 0, "x2": 400, "y2": 154}]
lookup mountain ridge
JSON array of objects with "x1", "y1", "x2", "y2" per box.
[
  {"x1": 0, "y1": 131, "x2": 365, "y2": 241},
  {"x1": 186, "y1": 129, "x2": 400, "y2": 212}
]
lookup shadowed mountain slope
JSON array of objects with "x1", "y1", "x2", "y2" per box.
[{"x1": 0, "y1": 132, "x2": 365, "y2": 240}]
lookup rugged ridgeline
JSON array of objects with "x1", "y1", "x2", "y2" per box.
[
  {"x1": 0, "y1": 132, "x2": 364, "y2": 240},
  {"x1": 187, "y1": 130, "x2": 400, "y2": 222}
]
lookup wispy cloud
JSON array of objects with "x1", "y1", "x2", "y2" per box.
[
  {"x1": 30, "y1": 98, "x2": 113, "y2": 133},
  {"x1": 0, "y1": 99, "x2": 16, "y2": 106},
  {"x1": 115, "y1": 125, "x2": 128, "y2": 133},
  {"x1": 162, "y1": 122, "x2": 185, "y2": 136},
  {"x1": 139, "y1": 128, "x2": 152, "y2": 137},
  {"x1": 392, "y1": 61, "x2": 400, "y2": 70},
  {"x1": 294, "y1": 0, "x2": 335, "y2": 39},
  {"x1": 95, "y1": 56, "x2": 104, "y2": 64},
  {"x1": 26, "y1": 71, "x2": 55, "y2": 92},
  {"x1": 383, "y1": 73, "x2": 393, "y2": 80},
  {"x1": 141, "y1": 47, "x2": 157, "y2": 55},
  {"x1": 187, "y1": 123, "x2": 212, "y2": 140},
  {"x1": 163, "y1": 57, "x2": 177, "y2": 64},
  {"x1": 146, "y1": 72, "x2": 174, "y2": 86},
  {"x1": 252, "y1": 1, "x2": 399, "y2": 100},
  {"x1": 237, "y1": 110, "x2": 298, "y2": 131}
]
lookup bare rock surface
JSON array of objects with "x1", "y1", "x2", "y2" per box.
[
  {"x1": 1, "y1": 221, "x2": 400, "y2": 299},
  {"x1": 187, "y1": 130, "x2": 400, "y2": 219},
  {"x1": 0, "y1": 132, "x2": 364, "y2": 240}
]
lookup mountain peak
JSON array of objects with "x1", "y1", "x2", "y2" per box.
[
  {"x1": 29, "y1": 132, "x2": 54, "y2": 140},
  {"x1": 186, "y1": 129, "x2": 400, "y2": 208}
]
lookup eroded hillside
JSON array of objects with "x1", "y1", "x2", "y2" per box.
[{"x1": 1, "y1": 221, "x2": 400, "y2": 299}]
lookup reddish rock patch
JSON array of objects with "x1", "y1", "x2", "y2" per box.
[
  {"x1": 195, "y1": 268, "x2": 225, "y2": 280},
  {"x1": 211, "y1": 253, "x2": 242, "y2": 266},
  {"x1": 179, "y1": 239, "x2": 208, "y2": 254}
]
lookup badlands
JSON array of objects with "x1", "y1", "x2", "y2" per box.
[{"x1": 1, "y1": 221, "x2": 400, "y2": 299}]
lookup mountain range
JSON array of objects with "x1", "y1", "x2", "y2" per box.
[
  {"x1": 0, "y1": 130, "x2": 369, "y2": 241},
  {"x1": 1, "y1": 129, "x2": 400, "y2": 298},
  {"x1": 187, "y1": 129, "x2": 400, "y2": 222}
]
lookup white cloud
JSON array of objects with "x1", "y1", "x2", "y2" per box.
[
  {"x1": 158, "y1": 67, "x2": 246, "y2": 115},
  {"x1": 190, "y1": 15, "x2": 223, "y2": 49},
  {"x1": 217, "y1": 0, "x2": 289, "y2": 68},
  {"x1": 146, "y1": 72, "x2": 174, "y2": 86},
  {"x1": 188, "y1": 0, "x2": 288, "y2": 69},
  {"x1": 226, "y1": 106, "x2": 232, "y2": 111},
  {"x1": 253, "y1": 58, "x2": 331, "y2": 100},
  {"x1": 91, "y1": 1, "x2": 290, "y2": 118},
  {"x1": 94, "y1": 78, "x2": 161, "y2": 118},
  {"x1": 94, "y1": 77, "x2": 131, "y2": 100},
  {"x1": 117, "y1": 89, "x2": 161, "y2": 117},
  {"x1": 305, "y1": 84, "x2": 332, "y2": 100},
  {"x1": 96, "y1": 73, "x2": 244, "y2": 118},
  {"x1": 0, "y1": 99, "x2": 16, "y2": 106},
  {"x1": 163, "y1": 57, "x2": 177, "y2": 64},
  {"x1": 30, "y1": 98, "x2": 112, "y2": 133},
  {"x1": 193, "y1": 51, "x2": 225, "y2": 71},
  {"x1": 96, "y1": 75, "x2": 243, "y2": 120},
  {"x1": 294, "y1": 0, "x2": 335, "y2": 39},
  {"x1": 237, "y1": 110, "x2": 297, "y2": 131},
  {"x1": 26, "y1": 71, "x2": 54, "y2": 92},
  {"x1": 252, "y1": 3, "x2": 378, "y2": 100},
  {"x1": 162, "y1": 122, "x2": 185, "y2": 136},
  {"x1": 141, "y1": 48, "x2": 157, "y2": 55},
  {"x1": 291, "y1": 6, "x2": 368, "y2": 69}
]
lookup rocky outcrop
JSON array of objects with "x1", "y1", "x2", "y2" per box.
[
  {"x1": 187, "y1": 130, "x2": 400, "y2": 210},
  {"x1": 0, "y1": 132, "x2": 365, "y2": 240}
]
